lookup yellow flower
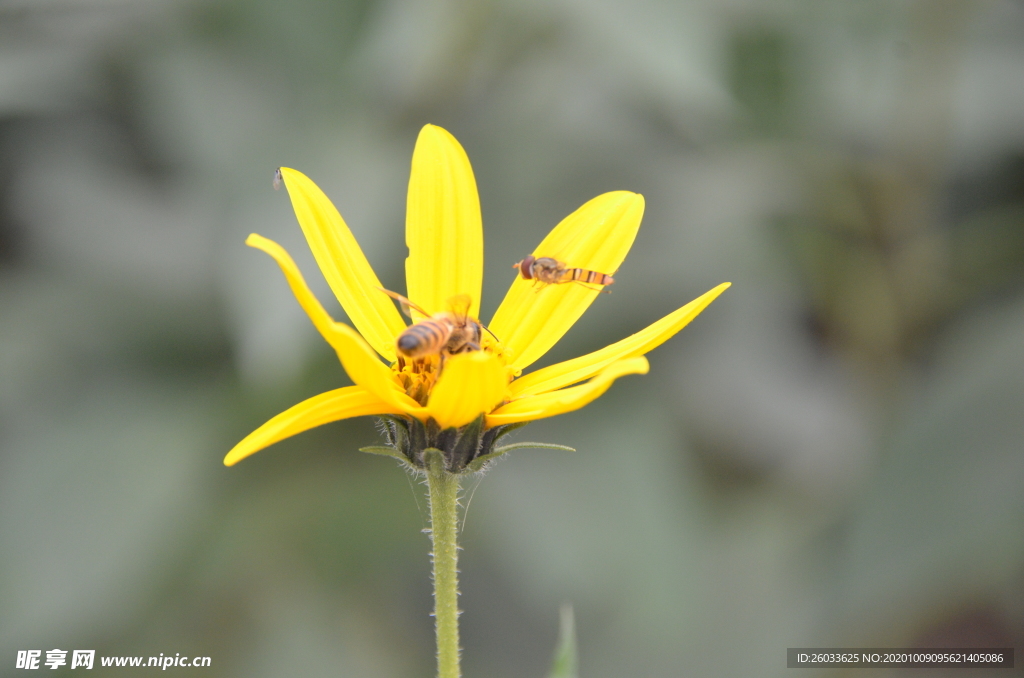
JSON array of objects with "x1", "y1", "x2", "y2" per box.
[{"x1": 224, "y1": 125, "x2": 729, "y2": 469}]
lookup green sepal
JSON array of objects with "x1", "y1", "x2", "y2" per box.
[
  {"x1": 493, "y1": 442, "x2": 575, "y2": 454},
  {"x1": 449, "y1": 414, "x2": 485, "y2": 471},
  {"x1": 369, "y1": 416, "x2": 564, "y2": 475},
  {"x1": 466, "y1": 441, "x2": 574, "y2": 473},
  {"x1": 376, "y1": 415, "x2": 409, "y2": 454},
  {"x1": 358, "y1": 445, "x2": 411, "y2": 464},
  {"x1": 465, "y1": 450, "x2": 503, "y2": 473},
  {"x1": 481, "y1": 421, "x2": 528, "y2": 448}
]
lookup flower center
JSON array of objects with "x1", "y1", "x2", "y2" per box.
[
  {"x1": 392, "y1": 354, "x2": 442, "y2": 405},
  {"x1": 390, "y1": 326, "x2": 513, "y2": 406}
]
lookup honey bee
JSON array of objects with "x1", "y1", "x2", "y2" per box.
[
  {"x1": 378, "y1": 288, "x2": 489, "y2": 360},
  {"x1": 513, "y1": 255, "x2": 615, "y2": 292}
]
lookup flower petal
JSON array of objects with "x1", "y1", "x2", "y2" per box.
[
  {"x1": 489, "y1": 191, "x2": 645, "y2": 371},
  {"x1": 486, "y1": 357, "x2": 649, "y2": 426},
  {"x1": 224, "y1": 386, "x2": 400, "y2": 466},
  {"x1": 426, "y1": 351, "x2": 508, "y2": 429},
  {"x1": 279, "y1": 167, "x2": 406, "y2": 360},
  {"x1": 246, "y1": 234, "x2": 426, "y2": 416},
  {"x1": 511, "y1": 282, "x2": 730, "y2": 397},
  {"x1": 405, "y1": 125, "x2": 483, "y2": 318}
]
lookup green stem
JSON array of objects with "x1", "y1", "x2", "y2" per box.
[{"x1": 425, "y1": 450, "x2": 461, "y2": 678}]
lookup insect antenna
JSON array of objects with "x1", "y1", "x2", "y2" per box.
[{"x1": 481, "y1": 324, "x2": 502, "y2": 344}]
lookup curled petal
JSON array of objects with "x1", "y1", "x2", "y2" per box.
[
  {"x1": 489, "y1": 192, "x2": 645, "y2": 370},
  {"x1": 487, "y1": 357, "x2": 649, "y2": 426},
  {"x1": 427, "y1": 351, "x2": 508, "y2": 429},
  {"x1": 405, "y1": 125, "x2": 483, "y2": 317},
  {"x1": 224, "y1": 386, "x2": 401, "y2": 466},
  {"x1": 511, "y1": 283, "x2": 730, "y2": 397},
  {"x1": 246, "y1": 234, "x2": 425, "y2": 415},
  {"x1": 279, "y1": 167, "x2": 406, "y2": 360}
]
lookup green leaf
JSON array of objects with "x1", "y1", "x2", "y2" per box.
[{"x1": 548, "y1": 604, "x2": 578, "y2": 678}]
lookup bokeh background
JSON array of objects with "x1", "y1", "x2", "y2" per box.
[{"x1": 2, "y1": 0, "x2": 1023, "y2": 676}]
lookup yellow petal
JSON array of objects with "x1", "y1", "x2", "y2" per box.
[
  {"x1": 489, "y1": 191, "x2": 645, "y2": 370},
  {"x1": 279, "y1": 167, "x2": 406, "y2": 360},
  {"x1": 511, "y1": 282, "x2": 730, "y2": 397},
  {"x1": 246, "y1": 234, "x2": 426, "y2": 416},
  {"x1": 426, "y1": 351, "x2": 508, "y2": 429},
  {"x1": 405, "y1": 125, "x2": 483, "y2": 318},
  {"x1": 487, "y1": 357, "x2": 649, "y2": 426},
  {"x1": 224, "y1": 386, "x2": 401, "y2": 466}
]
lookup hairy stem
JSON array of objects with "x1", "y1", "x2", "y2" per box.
[{"x1": 425, "y1": 450, "x2": 461, "y2": 678}]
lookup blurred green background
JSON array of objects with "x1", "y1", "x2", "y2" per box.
[{"x1": 2, "y1": 0, "x2": 1023, "y2": 676}]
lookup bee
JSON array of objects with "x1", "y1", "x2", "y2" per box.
[
  {"x1": 378, "y1": 288, "x2": 490, "y2": 361},
  {"x1": 513, "y1": 255, "x2": 615, "y2": 292}
]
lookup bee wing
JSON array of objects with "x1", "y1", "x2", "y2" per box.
[
  {"x1": 445, "y1": 294, "x2": 472, "y2": 324},
  {"x1": 377, "y1": 287, "x2": 431, "y2": 320}
]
